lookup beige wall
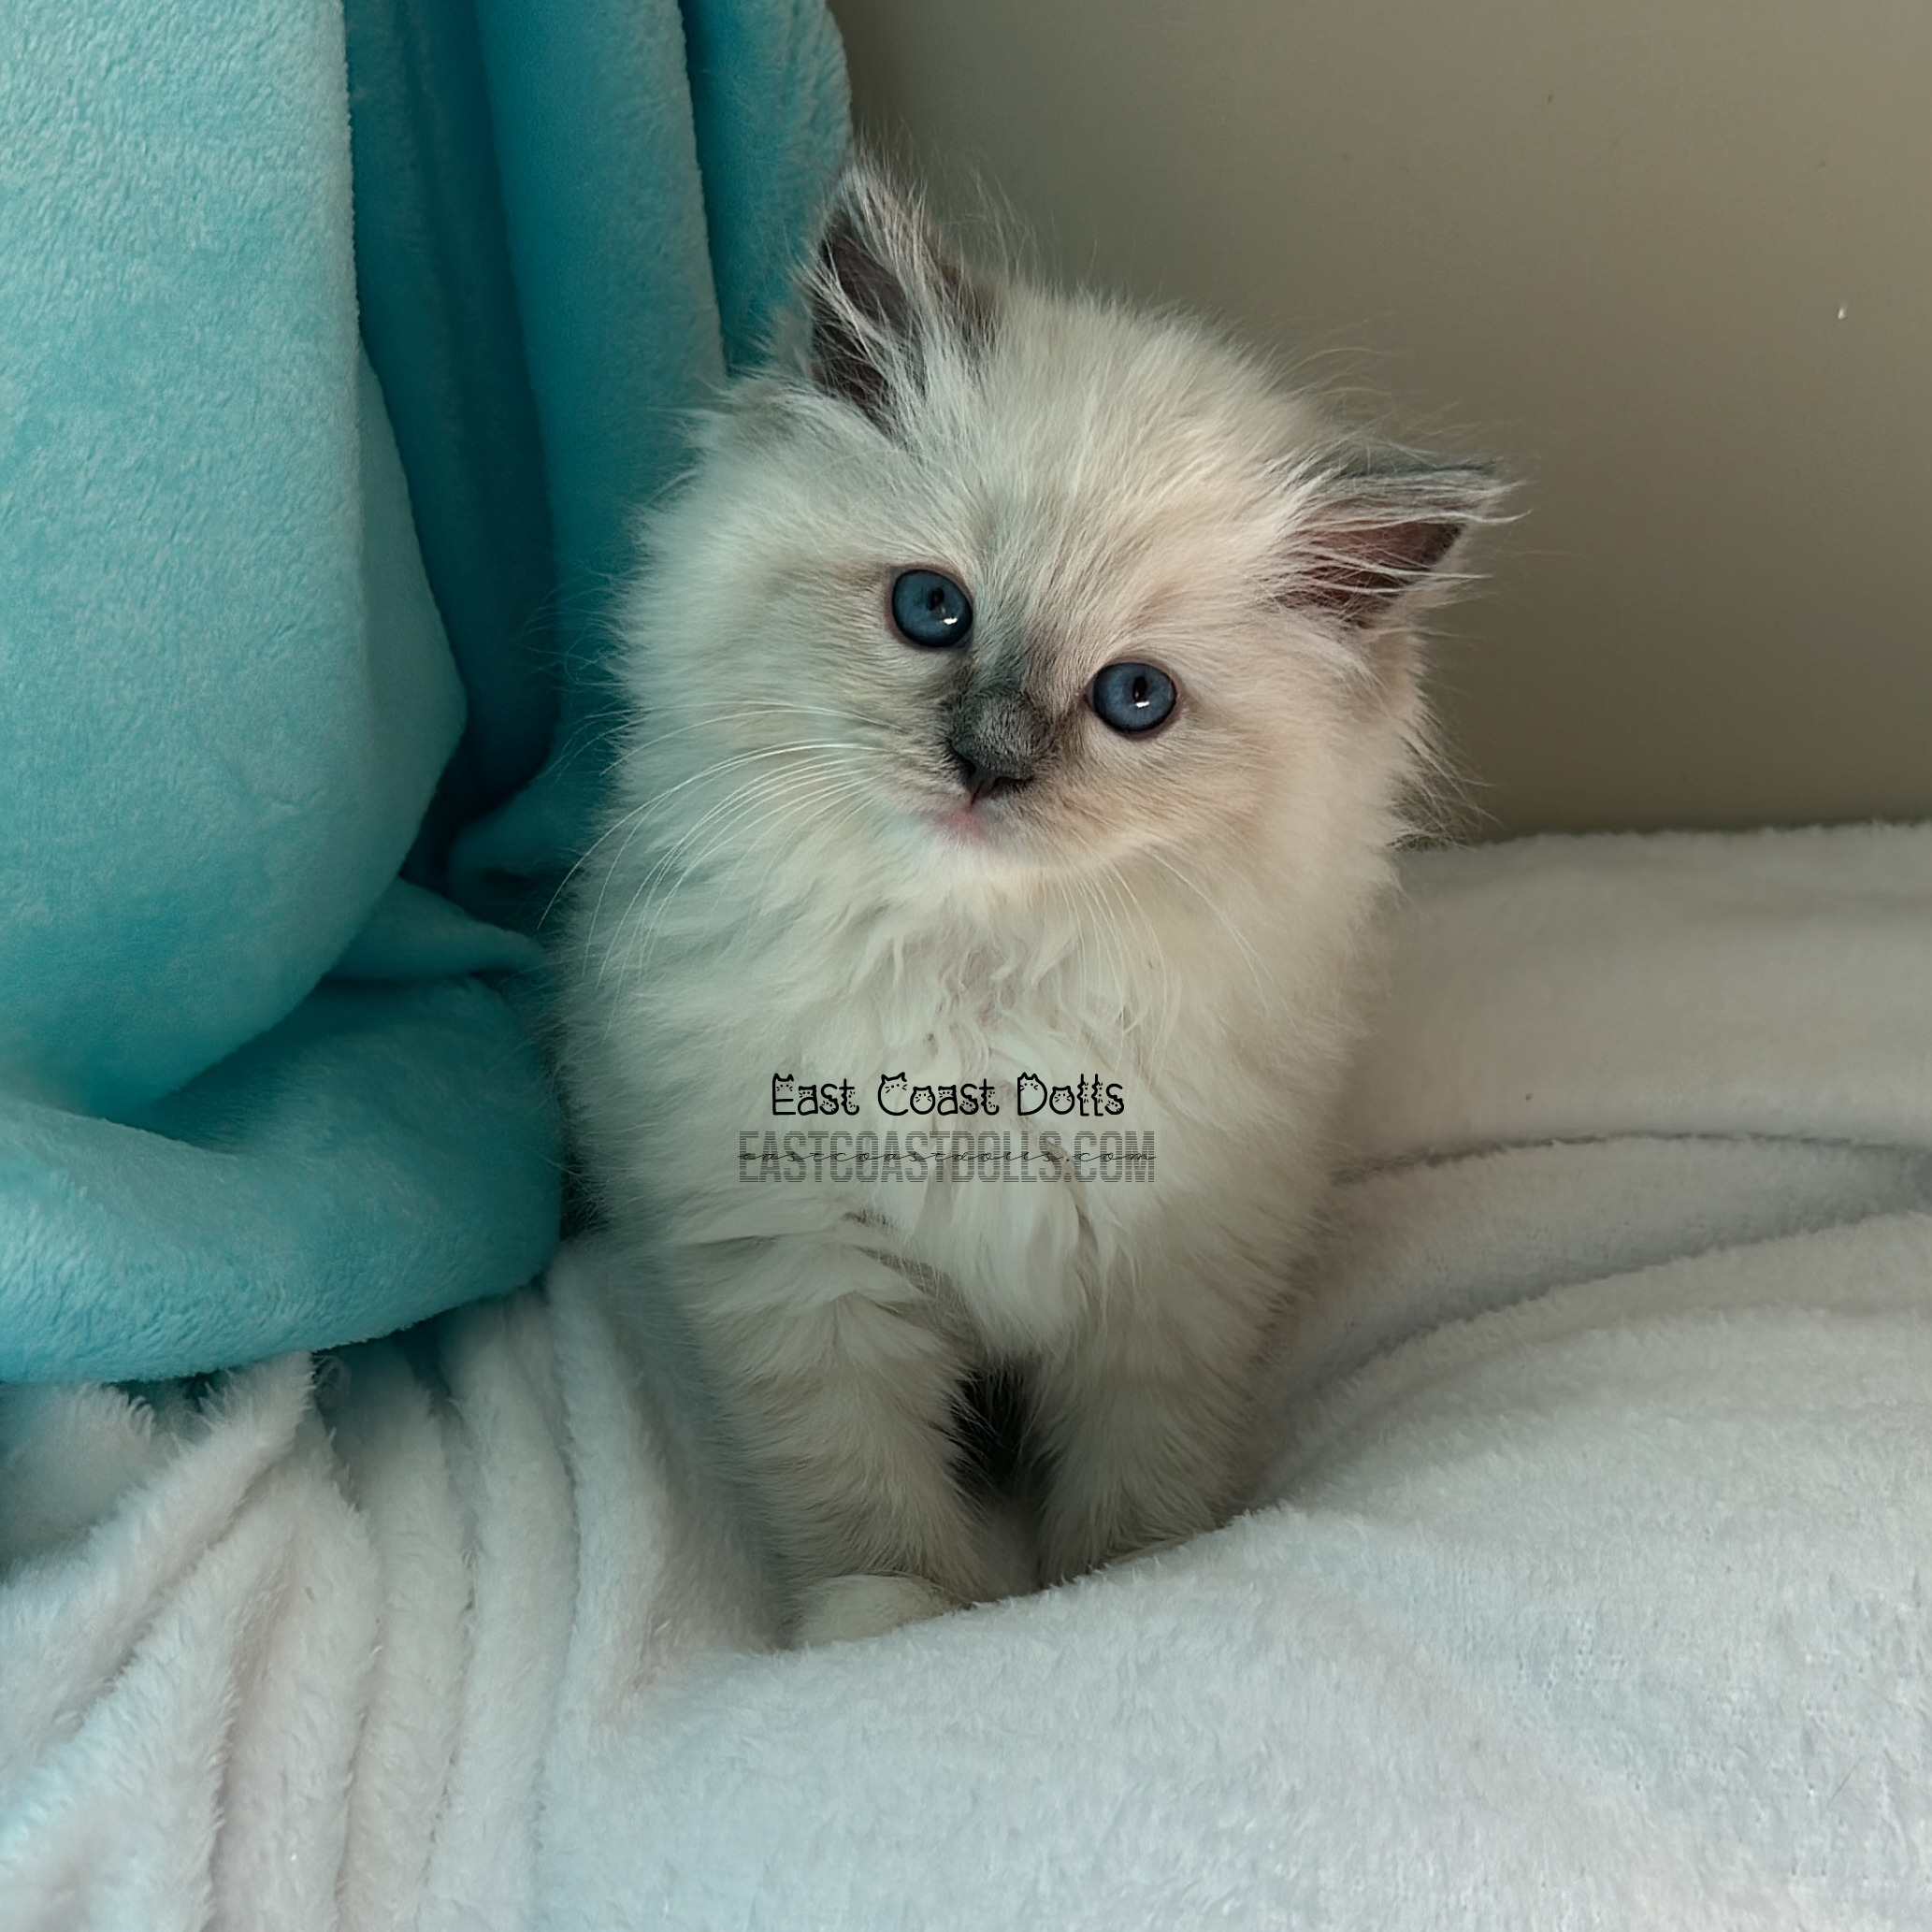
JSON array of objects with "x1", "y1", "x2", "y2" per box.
[{"x1": 828, "y1": 0, "x2": 1932, "y2": 835}]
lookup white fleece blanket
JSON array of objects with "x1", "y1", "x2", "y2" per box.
[{"x1": 7, "y1": 825, "x2": 1932, "y2": 1930}]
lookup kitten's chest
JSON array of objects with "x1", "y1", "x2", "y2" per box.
[
  {"x1": 658, "y1": 911, "x2": 1304, "y2": 1348},
  {"x1": 772, "y1": 937, "x2": 1146, "y2": 1100}
]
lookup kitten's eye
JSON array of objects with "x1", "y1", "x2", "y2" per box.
[
  {"x1": 890, "y1": 569, "x2": 973, "y2": 647},
  {"x1": 1089, "y1": 661, "x2": 1177, "y2": 734}
]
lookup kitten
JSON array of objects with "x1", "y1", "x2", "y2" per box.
[{"x1": 562, "y1": 165, "x2": 1498, "y2": 1645}]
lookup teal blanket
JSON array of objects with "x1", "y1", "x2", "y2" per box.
[{"x1": 0, "y1": 1, "x2": 849, "y2": 1381}]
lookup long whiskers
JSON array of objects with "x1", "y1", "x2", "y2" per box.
[
  {"x1": 598, "y1": 771, "x2": 880, "y2": 1009},
  {"x1": 543, "y1": 704, "x2": 899, "y2": 928},
  {"x1": 572, "y1": 743, "x2": 865, "y2": 950},
  {"x1": 593, "y1": 752, "x2": 859, "y2": 956}
]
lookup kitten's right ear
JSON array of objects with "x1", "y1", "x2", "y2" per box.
[
  {"x1": 1276, "y1": 455, "x2": 1508, "y2": 632},
  {"x1": 804, "y1": 164, "x2": 990, "y2": 429}
]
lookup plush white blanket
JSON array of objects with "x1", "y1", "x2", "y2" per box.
[{"x1": 6, "y1": 826, "x2": 1932, "y2": 1930}]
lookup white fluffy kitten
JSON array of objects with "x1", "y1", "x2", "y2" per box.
[{"x1": 563, "y1": 166, "x2": 1496, "y2": 1645}]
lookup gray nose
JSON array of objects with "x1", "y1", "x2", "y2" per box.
[
  {"x1": 944, "y1": 688, "x2": 1050, "y2": 802},
  {"x1": 947, "y1": 742, "x2": 1033, "y2": 802}
]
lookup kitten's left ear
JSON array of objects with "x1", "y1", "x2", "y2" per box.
[
  {"x1": 803, "y1": 163, "x2": 991, "y2": 430},
  {"x1": 1277, "y1": 457, "x2": 1507, "y2": 630}
]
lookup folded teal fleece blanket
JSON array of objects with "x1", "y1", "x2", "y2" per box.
[{"x1": 0, "y1": 1, "x2": 849, "y2": 1381}]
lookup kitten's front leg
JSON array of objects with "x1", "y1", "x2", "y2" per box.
[
  {"x1": 1031, "y1": 1290, "x2": 1267, "y2": 1584},
  {"x1": 676, "y1": 1237, "x2": 1006, "y2": 1644}
]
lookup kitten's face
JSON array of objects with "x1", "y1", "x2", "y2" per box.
[{"x1": 626, "y1": 169, "x2": 1495, "y2": 901}]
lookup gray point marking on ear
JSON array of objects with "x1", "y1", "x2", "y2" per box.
[
  {"x1": 804, "y1": 164, "x2": 998, "y2": 431},
  {"x1": 1284, "y1": 457, "x2": 1507, "y2": 628},
  {"x1": 810, "y1": 199, "x2": 912, "y2": 427}
]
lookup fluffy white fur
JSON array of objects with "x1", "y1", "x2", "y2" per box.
[
  {"x1": 561, "y1": 166, "x2": 1497, "y2": 1641},
  {"x1": 10, "y1": 827, "x2": 1932, "y2": 1923}
]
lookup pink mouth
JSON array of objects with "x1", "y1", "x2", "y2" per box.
[{"x1": 936, "y1": 803, "x2": 991, "y2": 843}]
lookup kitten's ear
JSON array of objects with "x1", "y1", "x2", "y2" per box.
[
  {"x1": 804, "y1": 164, "x2": 991, "y2": 428},
  {"x1": 1278, "y1": 457, "x2": 1507, "y2": 630}
]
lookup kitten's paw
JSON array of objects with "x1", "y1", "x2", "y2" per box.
[{"x1": 791, "y1": 1573, "x2": 959, "y2": 1646}]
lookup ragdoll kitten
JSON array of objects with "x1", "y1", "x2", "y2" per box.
[{"x1": 562, "y1": 165, "x2": 1497, "y2": 1645}]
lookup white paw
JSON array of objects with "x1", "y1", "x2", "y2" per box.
[{"x1": 792, "y1": 1573, "x2": 959, "y2": 1646}]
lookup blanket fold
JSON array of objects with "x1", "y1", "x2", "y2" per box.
[
  {"x1": 0, "y1": 0, "x2": 850, "y2": 1382},
  {"x1": 7, "y1": 824, "x2": 1932, "y2": 1928}
]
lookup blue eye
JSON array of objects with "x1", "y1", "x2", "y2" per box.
[
  {"x1": 1089, "y1": 661, "x2": 1176, "y2": 734},
  {"x1": 891, "y1": 569, "x2": 973, "y2": 647}
]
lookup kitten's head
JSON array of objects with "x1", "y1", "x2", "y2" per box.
[{"x1": 622, "y1": 165, "x2": 1501, "y2": 906}]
